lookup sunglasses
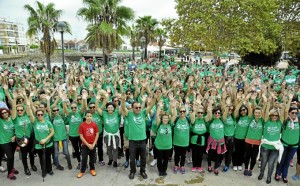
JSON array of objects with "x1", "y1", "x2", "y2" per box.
[
  {"x1": 214, "y1": 112, "x2": 221, "y2": 115},
  {"x1": 180, "y1": 110, "x2": 186, "y2": 113},
  {"x1": 270, "y1": 115, "x2": 279, "y2": 117},
  {"x1": 114, "y1": 100, "x2": 119, "y2": 102},
  {"x1": 77, "y1": 98, "x2": 82, "y2": 100},
  {"x1": 71, "y1": 107, "x2": 77, "y2": 109},
  {"x1": 197, "y1": 112, "x2": 204, "y2": 114},
  {"x1": 37, "y1": 114, "x2": 44, "y2": 116},
  {"x1": 1, "y1": 112, "x2": 8, "y2": 115},
  {"x1": 229, "y1": 109, "x2": 234, "y2": 111},
  {"x1": 90, "y1": 106, "x2": 95, "y2": 109},
  {"x1": 290, "y1": 112, "x2": 297, "y2": 115},
  {"x1": 135, "y1": 107, "x2": 141, "y2": 109},
  {"x1": 240, "y1": 109, "x2": 246, "y2": 112},
  {"x1": 52, "y1": 109, "x2": 59, "y2": 112},
  {"x1": 17, "y1": 109, "x2": 24, "y2": 112}
]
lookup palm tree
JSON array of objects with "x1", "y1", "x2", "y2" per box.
[
  {"x1": 77, "y1": 0, "x2": 134, "y2": 64},
  {"x1": 129, "y1": 25, "x2": 139, "y2": 60},
  {"x1": 155, "y1": 28, "x2": 167, "y2": 59},
  {"x1": 136, "y1": 16, "x2": 159, "y2": 60},
  {"x1": 24, "y1": 1, "x2": 71, "y2": 70}
]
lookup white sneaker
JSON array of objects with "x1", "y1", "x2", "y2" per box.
[
  {"x1": 233, "y1": 166, "x2": 238, "y2": 171},
  {"x1": 0, "y1": 166, "x2": 7, "y2": 172},
  {"x1": 149, "y1": 150, "x2": 154, "y2": 156},
  {"x1": 238, "y1": 166, "x2": 243, "y2": 171},
  {"x1": 150, "y1": 159, "x2": 157, "y2": 167}
]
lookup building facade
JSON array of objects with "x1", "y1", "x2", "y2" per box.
[{"x1": 0, "y1": 17, "x2": 27, "y2": 54}]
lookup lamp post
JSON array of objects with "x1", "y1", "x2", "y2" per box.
[
  {"x1": 141, "y1": 36, "x2": 145, "y2": 62},
  {"x1": 57, "y1": 21, "x2": 67, "y2": 81}
]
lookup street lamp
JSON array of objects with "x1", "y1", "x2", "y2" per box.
[
  {"x1": 57, "y1": 21, "x2": 67, "y2": 81},
  {"x1": 141, "y1": 36, "x2": 146, "y2": 62}
]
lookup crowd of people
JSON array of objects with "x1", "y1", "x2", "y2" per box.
[{"x1": 0, "y1": 56, "x2": 299, "y2": 184}]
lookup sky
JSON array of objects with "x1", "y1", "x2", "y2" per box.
[{"x1": 0, "y1": 0, "x2": 178, "y2": 41}]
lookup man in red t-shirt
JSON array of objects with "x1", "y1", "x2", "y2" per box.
[{"x1": 77, "y1": 111, "x2": 99, "y2": 178}]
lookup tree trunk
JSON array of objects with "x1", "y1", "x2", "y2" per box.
[
  {"x1": 46, "y1": 53, "x2": 51, "y2": 71},
  {"x1": 159, "y1": 46, "x2": 162, "y2": 59},
  {"x1": 104, "y1": 54, "x2": 108, "y2": 65},
  {"x1": 132, "y1": 47, "x2": 135, "y2": 61},
  {"x1": 144, "y1": 47, "x2": 147, "y2": 60}
]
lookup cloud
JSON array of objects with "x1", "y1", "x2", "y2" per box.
[{"x1": 0, "y1": 0, "x2": 177, "y2": 41}]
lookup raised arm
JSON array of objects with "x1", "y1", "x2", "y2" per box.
[
  {"x1": 146, "y1": 91, "x2": 160, "y2": 115},
  {"x1": 120, "y1": 92, "x2": 128, "y2": 116},
  {"x1": 156, "y1": 101, "x2": 163, "y2": 125},
  {"x1": 80, "y1": 91, "x2": 88, "y2": 114},
  {"x1": 284, "y1": 93, "x2": 294, "y2": 120}
]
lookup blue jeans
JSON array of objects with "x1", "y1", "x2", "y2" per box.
[
  {"x1": 260, "y1": 147, "x2": 279, "y2": 177},
  {"x1": 54, "y1": 139, "x2": 71, "y2": 166},
  {"x1": 276, "y1": 146, "x2": 298, "y2": 178}
]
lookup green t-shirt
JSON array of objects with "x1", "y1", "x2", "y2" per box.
[
  {"x1": 0, "y1": 118, "x2": 15, "y2": 144},
  {"x1": 191, "y1": 118, "x2": 207, "y2": 146},
  {"x1": 285, "y1": 75, "x2": 296, "y2": 85},
  {"x1": 281, "y1": 119, "x2": 300, "y2": 147},
  {"x1": 208, "y1": 119, "x2": 224, "y2": 141},
  {"x1": 33, "y1": 119, "x2": 53, "y2": 149},
  {"x1": 173, "y1": 117, "x2": 190, "y2": 147},
  {"x1": 154, "y1": 123, "x2": 173, "y2": 150},
  {"x1": 92, "y1": 112, "x2": 103, "y2": 134},
  {"x1": 126, "y1": 109, "x2": 147, "y2": 140},
  {"x1": 234, "y1": 115, "x2": 251, "y2": 139},
  {"x1": 103, "y1": 110, "x2": 120, "y2": 134},
  {"x1": 13, "y1": 114, "x2": 32, "y2": 138},
  {"x1": 124, "y1": 116, "x2": 129, "y2": 138},
  {"x1": 66, "y1": 111, "x2": 83, "y2": 137},
  {"x1": 246, "y1": 118, "x2": 263, "y2": 140},
  {"x1": 223, "y1": 115, "x2": 235, "y2": 137},
  {"x1": 52, "y1": 115, "x2": 67, "y2": 141},
  {"x1": 262, "y1": 119, "x2": 282, "y2": 150}
]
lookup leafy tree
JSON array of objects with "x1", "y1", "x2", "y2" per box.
[
  {"x1": 29, "y1": 44, "x2": 39, "y2": 49},
  {"x1": 155, "y1": 28, "x2": 167, "y2": 59},
  {"x1": 24, "y1": 1, "x2": 71, "y2": 70},
  {"x1": 129, "y1": 24, "x2": 139, "y2": 60},
  {"x1": 136, "y1": 16, "x2": 159, "y2": 60},
  {"x1": 77, "y1": 0, "x2": 134, "y2": 64}
]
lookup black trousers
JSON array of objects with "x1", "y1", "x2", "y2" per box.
[
  {"x1": 207, "y1": 148, "x2": 220, "y2": 169},
  {"x1": 80, "y1": 145, "x2": 96, "y2": 172},
  {"x1": 151, "y1": 138, "x2": 157, "y2": 159},
  {"x1": 174, "y1": 145, "x2": 187, "y2": 167},
  {"x1": 96, "y1": 134, "x2": 103, "y2": 162},
  {"x1": 69, "y1": 136, "x2": 81, "y2": 163},
  {"x1": 156, "y1": 147, "x2": 171, "y2": 173},
  {"x1": 223, "y1": 136, "x2": 234, "y2": 167},
  {"x1": 36, "y1": 146, "x2": 53, "y2": 175},
  {"x1": 20, "y1": 135, "x2": 35, "y2": 169},
  {"x1": 191, "y1": 144, "x2": 205, "y2": 167},
  {"x1": 232, "y1": 138, "x2": 245, "y2": 166},
  {"x1": 244, "y1": 143, "x2": 259, "y2": 170},
  {"x1": 0, "y1": 142, "x2": 16, "y2": 175},
  {"x1": 129, "y1": 140, "x2": 146, "y2": 174},
  {"x1": 119, "y1": 126, "x2": 124, "y2": 156}
]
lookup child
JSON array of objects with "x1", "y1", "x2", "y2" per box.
[{"x1": 77, "y1": 111, "x2": 99, "y2": 178}]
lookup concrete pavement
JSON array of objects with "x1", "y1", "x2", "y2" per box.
[{"x1": 0, "y1": 145, "x2": 298, "y2": 186}]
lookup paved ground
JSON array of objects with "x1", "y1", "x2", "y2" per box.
[{"x1": 0, "y1": 144, "x2": 298, "y2": 186}]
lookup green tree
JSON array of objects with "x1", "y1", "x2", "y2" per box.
[
  {"x1": 77, "y1": 0, "x2": 134, "y2": 64},
  {"x1": 30, "y1": 44, "x2": 39, "y2": 49},
  {"x1": 136, "y1": 16, "x2": 159, "y2": 60},
  {"x1": 155, "y1": 28, "x2": 167, "y2": 58},
  {"x1": 129, "y1": 24, "x2": 139, "y2": 60},
  {"x1": 169, "y1": 0, "x2": 282, "y2": 59},
  {"x1": 24, "y1": 1, "x2": 71, "y2": 70}
]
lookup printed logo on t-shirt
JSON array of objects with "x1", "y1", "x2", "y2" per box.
[
  {"x1": 249, "y1": 120, "x2": 262, "y2": 129},
  {"x1": 3, "y1": 123, "x2": 14, "y2": 131},
  {"x1": 237, "y1": 118, "x2": 249, "y2": 127},
  {"x1": 86, "y1": 128, "x2": 95, "y2": 136},
  {"x1": 133, "y1": 115, "x2": 144, "y2": 125},
  {"x1": 176, "y1": 122, "x2": 189, "y2": 130},
  {"x1": 36, "y1": 124, "x2": 49, "y2": 132},
  {"x1": 266, "y1": 126, "x2": 280, "y2": 135}
]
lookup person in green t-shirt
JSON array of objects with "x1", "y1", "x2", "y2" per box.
[
  {"x1": 62, "y1": 91, "x2": 88, "y2": 169},
  {"x1": 275, "y1": 105, "x2": 299, "y2": 182},
  {"x1": 154, "y1": 100, "x2": 176, "y2": 176},
  {"x1": 121, "y1": 91, "x2": 159, "y2": 180},
  {"x1": 232, "y1": 98, "x2": 253, "y2": 171},
  {"x1": 259, "y1": 93, "x2": 287, "y2": 184},
  {"x1": 244, "y1": 106, "x2": 265, "y2": 176},
  {"x1": 30, "y1": 107, "x2": 54, "y2": 178},
  {"x1": 190, "y1": 99, "x2": 211, "y2": 173},
  {"x1": 206, "y1": 106, "x2": 225, "y2": 175},
  {"x1": 12, "y1": 102, "x2": 37, "y2": 176},
  {"x1": 0, "y1": 107, "x2": 18, "y2": 180},
  {"x1": 49, "y1": 105, "x2": 72, "y2": 171}
]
